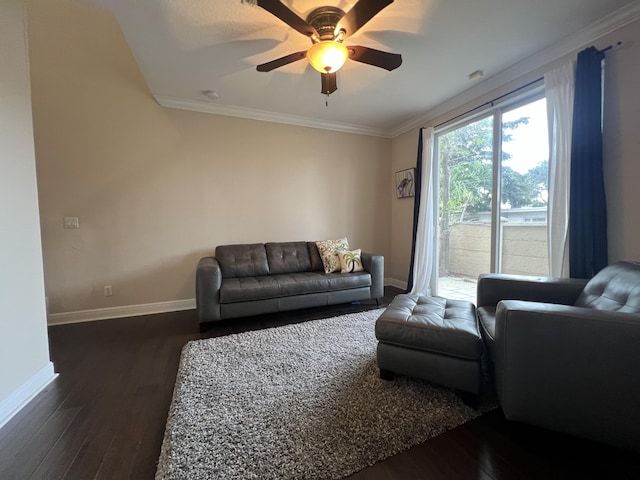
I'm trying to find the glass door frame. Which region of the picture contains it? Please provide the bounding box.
[433,87,546,277]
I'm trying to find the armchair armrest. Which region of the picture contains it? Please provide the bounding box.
[477,273,587,307]
[494,299,640,451]
[361,252,384,299]
[196,256,222,324]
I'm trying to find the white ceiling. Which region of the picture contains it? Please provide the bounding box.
[78,0,639,136]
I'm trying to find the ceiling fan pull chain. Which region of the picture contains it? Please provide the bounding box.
[326,94,329,107]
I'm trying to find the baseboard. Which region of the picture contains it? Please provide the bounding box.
[385,278,408,290]
[0,362,57,431]
[47,298,196,326]
[47,284,406,326]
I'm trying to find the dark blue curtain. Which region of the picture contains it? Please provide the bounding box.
[406,128,424,292]
[569,47,608,279]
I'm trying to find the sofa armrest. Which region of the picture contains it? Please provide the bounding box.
[476,273,587,308]
[361,252,384,299]
[196,256,222,323]
[494,299,640,450]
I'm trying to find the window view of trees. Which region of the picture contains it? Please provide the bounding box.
[439,114,548,223]
[436,97,549,281]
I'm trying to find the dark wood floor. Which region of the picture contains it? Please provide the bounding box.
[1,287,639,479]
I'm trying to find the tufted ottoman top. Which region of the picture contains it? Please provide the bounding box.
[375,294,483,360]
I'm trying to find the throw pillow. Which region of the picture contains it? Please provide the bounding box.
[316,238,349,273]
[337,249,364,273]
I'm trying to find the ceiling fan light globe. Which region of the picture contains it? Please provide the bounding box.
[307,41,348,74]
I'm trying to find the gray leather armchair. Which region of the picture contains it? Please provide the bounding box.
[476,261,640,451]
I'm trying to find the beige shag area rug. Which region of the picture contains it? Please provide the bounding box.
[156,309,493,479]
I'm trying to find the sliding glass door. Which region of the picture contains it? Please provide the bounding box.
[499,98,549,276]
[435,95,549,301]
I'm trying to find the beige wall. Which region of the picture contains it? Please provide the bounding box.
[602,21,640,263]
[388,132,417,284]
[27,0,391,316]
[27,0,640,316]
[391,19,640,285]
[0,0,52,410]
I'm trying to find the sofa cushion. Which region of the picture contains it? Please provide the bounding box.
[323,271,371,292]
[216,244,269,278]
[265,242,312,274]
[220,271,372,303]
[307,242,324,272]
[574,261,640,313]
[219,275,279,303]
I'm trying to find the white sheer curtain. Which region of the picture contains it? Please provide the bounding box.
[545,61,575,278]
[410,127,438,295]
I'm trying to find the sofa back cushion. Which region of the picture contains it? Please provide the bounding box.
[216,243,269,278]
[307,242,324,272]
[574,261,640,313]
[265,242,312,274]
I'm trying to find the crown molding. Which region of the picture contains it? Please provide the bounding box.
[390,1,640,138]
[155,96,391,138]
[154,2,640,140]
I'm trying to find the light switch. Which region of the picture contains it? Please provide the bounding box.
[64,216,79,229]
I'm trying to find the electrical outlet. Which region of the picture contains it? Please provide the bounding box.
[104,286,113,297]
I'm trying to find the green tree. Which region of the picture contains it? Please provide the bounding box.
[437,114,547,274]
[439,114,546,220]
[501,160,548,208]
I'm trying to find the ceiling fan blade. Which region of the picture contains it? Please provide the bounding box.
[348,45,402,71]
[256,51,307,72]
[335,0,393,38]
[257,0,319,39]
[321,72,337,95]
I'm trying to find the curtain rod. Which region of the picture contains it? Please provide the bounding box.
[434,40,622,129]
[600,41,623,54]
[434,77,543,129]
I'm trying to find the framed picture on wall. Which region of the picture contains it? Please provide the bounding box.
[395,168,415,198]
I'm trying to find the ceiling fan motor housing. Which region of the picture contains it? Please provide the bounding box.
[307,6,346,41]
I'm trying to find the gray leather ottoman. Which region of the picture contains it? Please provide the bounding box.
[375,294,484,405]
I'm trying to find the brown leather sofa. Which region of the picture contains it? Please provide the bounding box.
[476,261,640,451]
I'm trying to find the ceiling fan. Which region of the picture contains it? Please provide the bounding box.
[249,0,402,97]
